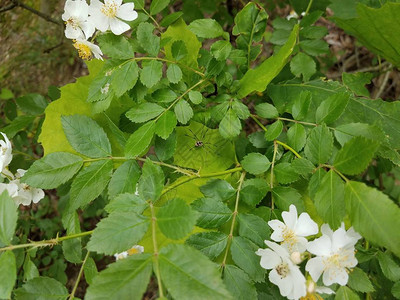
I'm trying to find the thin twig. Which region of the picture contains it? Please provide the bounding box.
[11,0,62,25]
[374,67,392,99]
[69,251,90,300]
[0,3,16,13]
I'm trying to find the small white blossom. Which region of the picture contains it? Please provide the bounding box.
[62,0,95,39]
[114,245,144,260]
[10,169,45,206]
[89,0,138,35]
[305,224,361,286]
[73,38,103,60]
[0,182,19,198]
[0,132,13,177]
[305,279,335,297]
[100,83,110,94]
[256,241,306,300]
[268,204,318,253]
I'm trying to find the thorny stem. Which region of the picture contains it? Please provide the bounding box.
[221,172,246,268]
[270,141,278,209]
[0,231,93,252]
[161,167,243,196]
[149,202,164,298]
[69,251,90,300]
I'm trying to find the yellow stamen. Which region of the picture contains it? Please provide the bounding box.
[127,247,140,255]
[101,2,118,17]
[73,40,92,60]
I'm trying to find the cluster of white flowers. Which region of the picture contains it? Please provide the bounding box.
[114,245,144,260]
[0,133,45,206]
[256,205,361,299]
[62,0,138,60]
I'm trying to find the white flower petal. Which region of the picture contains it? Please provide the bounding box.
[89,0,103,15]
[89,13,110,32]
[81,21,96,39]
[295,212,318,237]
[307,235,332,256]
[320,223,334,237]
[256,248,281,270]
[65,25,82,39]
[305,257,325,283]
[269,270,291,297]
[316,286,335,295]
[32,188,45,204]
[294,236,308,253]
[331,227,352,251]
[265,241,291,259]
[323,265,349,286]
[117,3,138,21]
[289,268,307,299]
[282,204,297,229]
[109,17,130,35]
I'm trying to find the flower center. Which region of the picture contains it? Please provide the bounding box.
[282,227,297,250]
[127,247,140,255]
[101,2,118,17]
[21,183,31,191]
[1,147,7,155]
[73,41,92,60]
[66,18,79,29]
[275,263,289,278]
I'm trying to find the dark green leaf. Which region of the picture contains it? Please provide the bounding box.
[97,33,134,59]
[140,60,163,88]
[166,64,182,83]
[290,52,316,81]
[273,163,300,184]
[211,40,232,61]
[125,122,156,158]
[174,100,193,124]
[14,277,69,300]
[188,91,203,105]
[150,0,169,15]
[377,251,400,281]
[241,153,271,175]
[0,191,18,246]
[155,131,176,161]
[0,251,16,299]
[186,232,228,259]
[347,267,374,293]
[255,103,279,119]
[137,22,160,56]
[291,91,311,120]
[138,159,164,202]
[238,213,270,246]
[155,110,177,139]
[223,265,257,300]
[272,186,305,212]
[200,179,235,201]
[171,40,187,60]
[188,19,225,39]
[287,123,306,152]
[304,125,333,164]
[191,198,232,229]
[126,103,164,123]
[265,120,283,141]
[219,109,241,139]
[105,193,148,214]
[316,92,349,125]
[108,161,141,198]
[291,158,315,177]
[111,61,139,97]
[335,286,359,300]
[16,93,47,115]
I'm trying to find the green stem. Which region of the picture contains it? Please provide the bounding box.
[321,164,349,182]
[277,117,318,128]
[304,0,314,16]
[149,202,164,298]
[275,140,301,158]
[0,231,93,252]
[161,167,243,196]
[13,150,36,160]
[69,251,90,300]
[250,114,268,131]
[221,172,246,268]
[270,141,278,210]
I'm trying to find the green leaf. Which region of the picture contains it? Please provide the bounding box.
[241,153,271,175]
[335,286,360,300]
[219,109,241,139]
[0,251,16,299]
[191,198,232,229]
[166,64,182,84]
[126,103,164,123]
[238,24,299,98]
[347,267,374,293]
[159,244,232,299]
[171,40,187,60]
[232,100,250,120]
[290,52,316,81]
[334,137,379,175]
[333,2,400,67]
[137,22,160,56]
[155,110,177,139]
[188,19,225,39]
[188,91,203,105]
[153,89,177,103]
[334,123,385,147]
[240,183,268,207]
[223,265,257,300]
[174,100,193,124]
[345,181,400,258]
[291,157,315,177]
[105,193,148,214]
[140,60,163,88]
[300,39,329,56]
[69,160,113,211]
[62,212,82,263]
[160,11,183,27]
[83,257,98,285]
[155,131,176,161]
[23,258,39,281]
[87,212,150,255]
[273,163,300,184]
[255,103,279,119]
[125,121,156,158]
[97,33,134,59]
[272,186,305,212]
[200,179,235,201]
[108,161,141,198]
[392,282,400,299]
[157,198,198,240]
[287,123,306,152]
[304,125,333,165]
[0,191,18,246]
[111,60,139,97]
[61,115,112,158]
[211,40,232,61]
[138,159,164,202]
[230,236,265,282]
[342,72,372,97]
[314,170,345,229]
[377,251,400,281]
[264,120,283,141]
[14,277,69,300]
[16,93,47,115]
[316,92,349,125]
[238,213,270,246]
[185,232,228,259]
[150,0,169,15]
[291,91,311,120]
[22,152,83,189]
[1,115,35,139]
[86,254,152,300]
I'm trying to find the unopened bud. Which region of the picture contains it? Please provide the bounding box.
[290,251,302,264]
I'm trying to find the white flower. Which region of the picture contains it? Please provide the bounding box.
[62,0,95,39]
[73,38,103,60]
[305,279,335,297]
[114,245,144,260]
[256,241,306,300]
[0,182,19,198]
[305,224,361,286]
[268,204,318,253]
[0,132,13,177]
[10,169,45,206]
[89,0,138,35]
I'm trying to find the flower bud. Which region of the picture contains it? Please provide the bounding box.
[290,251,302,264]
